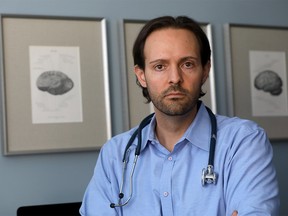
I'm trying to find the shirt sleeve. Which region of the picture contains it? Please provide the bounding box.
[224,123,279,216]
[79,143,120,216]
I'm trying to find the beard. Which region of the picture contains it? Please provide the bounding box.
[148,84,200,116]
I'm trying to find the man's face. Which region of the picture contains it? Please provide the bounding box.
[135,28,210,116]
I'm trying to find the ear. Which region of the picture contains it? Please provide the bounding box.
[201,60,211,85]
[134,65,147,88]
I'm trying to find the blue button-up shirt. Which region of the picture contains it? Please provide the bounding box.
[80,103,279,216]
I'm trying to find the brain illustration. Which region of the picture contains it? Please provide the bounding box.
[36,71,74,95]
[254,70,282,96]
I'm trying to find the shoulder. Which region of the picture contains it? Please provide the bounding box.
[214,115,274,169]
[216,114,265,136]
[215,114,271,152]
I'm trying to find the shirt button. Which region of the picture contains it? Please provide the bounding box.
[163,191,169,197]
[168,156,173,161]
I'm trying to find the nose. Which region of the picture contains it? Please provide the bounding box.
[169,65,183,84]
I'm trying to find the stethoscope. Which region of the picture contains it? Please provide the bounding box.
[110,105,217,209]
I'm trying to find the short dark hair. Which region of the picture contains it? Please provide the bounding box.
[132,16,211,103]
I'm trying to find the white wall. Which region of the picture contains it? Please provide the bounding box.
[0,1,287,215]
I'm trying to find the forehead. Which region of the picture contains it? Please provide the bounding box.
[144,28,200,59]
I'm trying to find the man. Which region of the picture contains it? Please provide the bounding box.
[80,16,279,215]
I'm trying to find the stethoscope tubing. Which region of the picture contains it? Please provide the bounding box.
[206,106,217,166]
[111,104,217,208]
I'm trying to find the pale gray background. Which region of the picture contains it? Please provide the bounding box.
[0,1,287,215]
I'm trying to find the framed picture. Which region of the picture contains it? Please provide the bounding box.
[225,24,288,140]
[121,19,217,129]
[0,14,111,155]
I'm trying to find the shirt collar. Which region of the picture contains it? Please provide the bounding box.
[139,102,212,152]
[185,103,211,151]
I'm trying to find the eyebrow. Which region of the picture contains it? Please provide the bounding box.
[148,56,199,65]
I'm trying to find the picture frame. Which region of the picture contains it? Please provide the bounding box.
[0,14,111,155]
[224,24,288,140]
[121,19,217,129]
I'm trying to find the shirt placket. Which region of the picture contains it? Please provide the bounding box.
[160,155,175,216]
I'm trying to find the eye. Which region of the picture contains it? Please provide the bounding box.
[182,61,195,69]
[154,64,165,71]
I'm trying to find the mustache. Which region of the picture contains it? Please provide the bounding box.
[162,84,189,95]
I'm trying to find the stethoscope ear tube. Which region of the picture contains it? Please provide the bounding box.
[206,106,217,166]
[122,113,154,161]
[111,113,154,208]
[202,106,217,186]
[135,113,155,155]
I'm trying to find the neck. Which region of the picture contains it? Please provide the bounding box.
[154,108,198,152]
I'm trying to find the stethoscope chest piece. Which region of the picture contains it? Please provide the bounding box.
[201,165,217,186]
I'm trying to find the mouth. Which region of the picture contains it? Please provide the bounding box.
[165,91,186,98]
